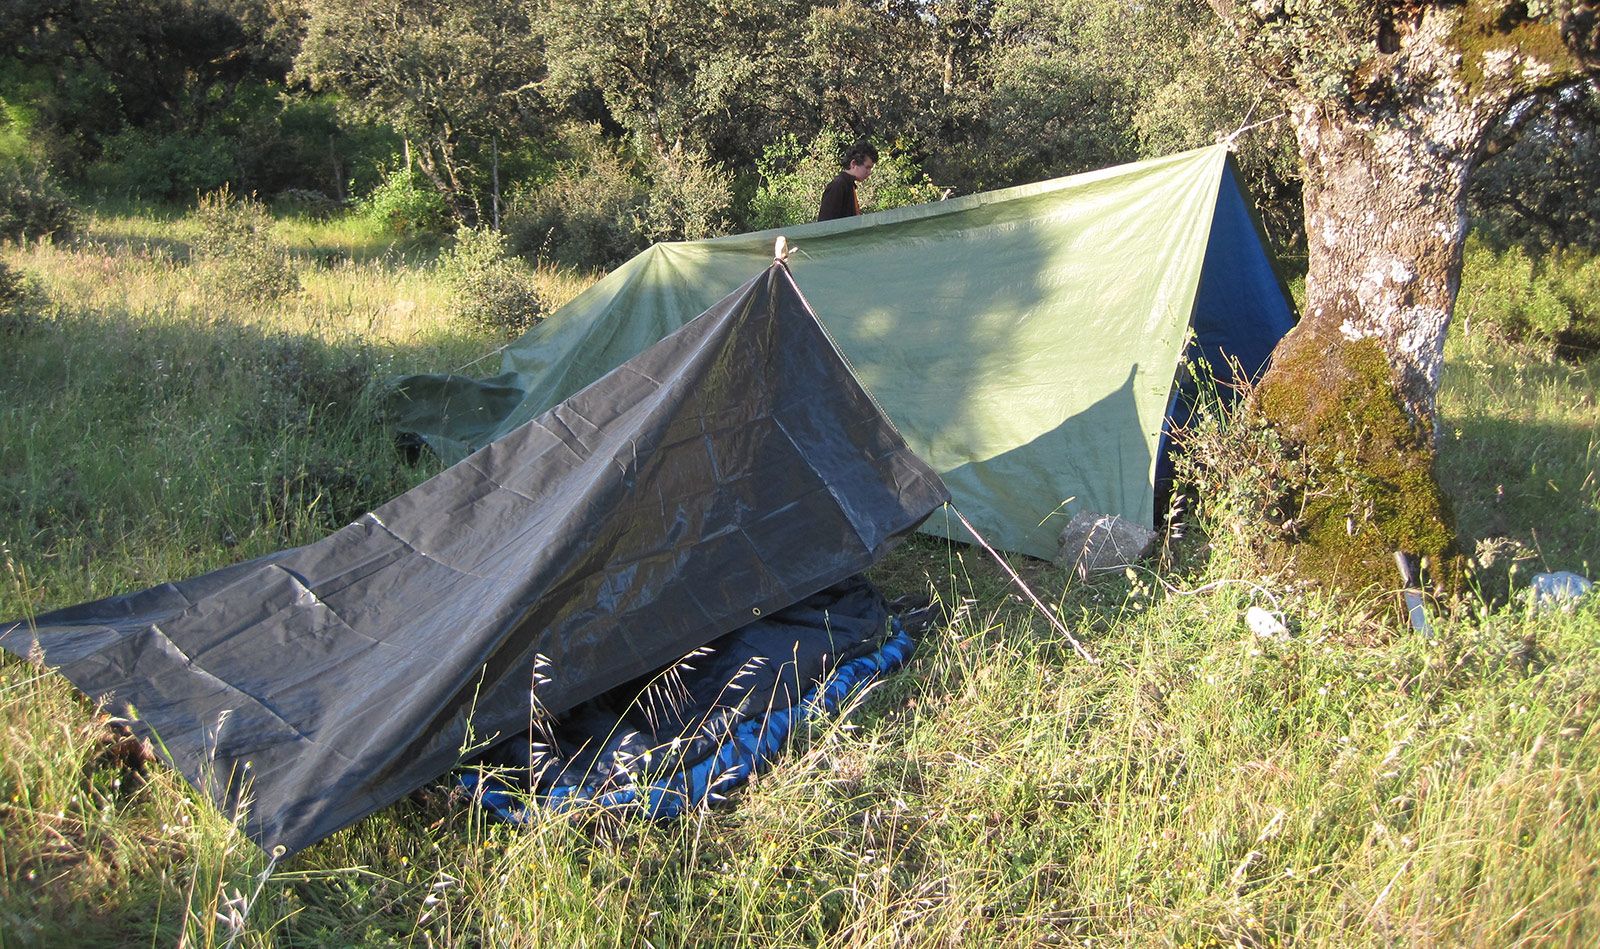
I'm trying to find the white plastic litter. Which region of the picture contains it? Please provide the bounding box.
[1530,571,1593,611]
[1246,606,1290,640]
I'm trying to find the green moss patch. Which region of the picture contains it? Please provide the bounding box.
[1255,329,1460,601]
[1453,2,1583,99]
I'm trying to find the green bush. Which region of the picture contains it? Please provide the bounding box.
[360,167,451,237]
[748,131,942,231]
[860,150,944,213]
[86,126,235,200]
[504,124,647,270]
[0,258,34,334]
[438,226,545,337]
[1544,246,1600,355]
[747,132,839,230]
[1457,235,1600,358]
[188,186,298,303]
[638,148,733,244]
[1168,369,1304,561]
[0,160,80,242]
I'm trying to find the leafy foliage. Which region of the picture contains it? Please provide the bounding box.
[0,257,37,335]
[360,167,452,237]
[86,126,238,200]
[1457,235,1600,358]
[536,0,807,167]
[0,159,79,242]
[1171,373,1308,563]
[748,133,847,230]
[0,0,302,177]
[188,187,297,303]
[294,0,543,221]
[860,151,944,213]
[801,1,985,163]
[0,0,1589,282]
[1472,81,1600,252]
[637,149,735,244]
[503,125,648,270]
[438,226,546,337]
[749,131,942,230]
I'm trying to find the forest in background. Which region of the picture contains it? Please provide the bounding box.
[5,0,1600,275]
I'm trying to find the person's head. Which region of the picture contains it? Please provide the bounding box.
[842,142,878,182]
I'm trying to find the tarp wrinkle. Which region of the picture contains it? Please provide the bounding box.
[2,262,948,857]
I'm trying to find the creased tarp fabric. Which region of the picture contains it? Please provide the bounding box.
[0,265,950,857]
[390,145,1294,559]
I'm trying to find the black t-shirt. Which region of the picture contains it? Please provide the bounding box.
[817,171,859,221]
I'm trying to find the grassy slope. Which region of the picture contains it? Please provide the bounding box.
[1,212,1598,946]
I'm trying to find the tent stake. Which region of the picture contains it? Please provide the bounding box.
[946,504,1097,664]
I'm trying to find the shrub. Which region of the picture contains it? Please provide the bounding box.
[87,126,235,200]
[188,186,298,303]
[438,226,545,337]
[638,148,733,244]
[859,150,943,213]
[1170,371,1302,561]
[0,258,34,334]
[747,131,846,230]
[1457,235,1600,358]
[360,167,451,237]
[748,131,942,231]
[0,160,80,243]
[504,124,647,270]
[1544,246,1600,356]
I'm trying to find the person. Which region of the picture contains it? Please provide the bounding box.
[817,143,878,221]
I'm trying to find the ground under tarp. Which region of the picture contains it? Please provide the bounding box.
[466,575,913,820]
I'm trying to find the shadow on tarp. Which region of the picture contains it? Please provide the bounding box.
[931,366,1152,557]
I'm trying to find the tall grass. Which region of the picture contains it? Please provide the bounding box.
[1439,329,1599,586]
[1,212,1597,945]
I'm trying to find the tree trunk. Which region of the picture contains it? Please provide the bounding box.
[1202,1,1600,603]
[1286,102,1484,431]
[1247,98,1494,597]
[1249,21,1511,598]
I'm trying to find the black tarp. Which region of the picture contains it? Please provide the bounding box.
[0,263,950,857]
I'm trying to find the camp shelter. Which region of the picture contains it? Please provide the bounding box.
[392,145,1296,561]
[0,264,949,857]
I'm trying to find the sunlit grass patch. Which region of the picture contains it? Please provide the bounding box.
[1,206,1598,945]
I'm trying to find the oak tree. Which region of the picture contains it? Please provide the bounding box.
[1207,0,1600,593]
[294,0,543,219]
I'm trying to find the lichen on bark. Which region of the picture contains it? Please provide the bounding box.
[1453,2,1588,97]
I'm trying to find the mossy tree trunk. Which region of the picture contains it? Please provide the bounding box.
[1206,1,1600,595]
[1289,103,1480,430]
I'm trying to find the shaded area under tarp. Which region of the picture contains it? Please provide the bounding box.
[390,146,1295,559]
[468,574,901,818]
[0,264,949,857]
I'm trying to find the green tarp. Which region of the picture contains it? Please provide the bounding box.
[392,145,1293,560]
